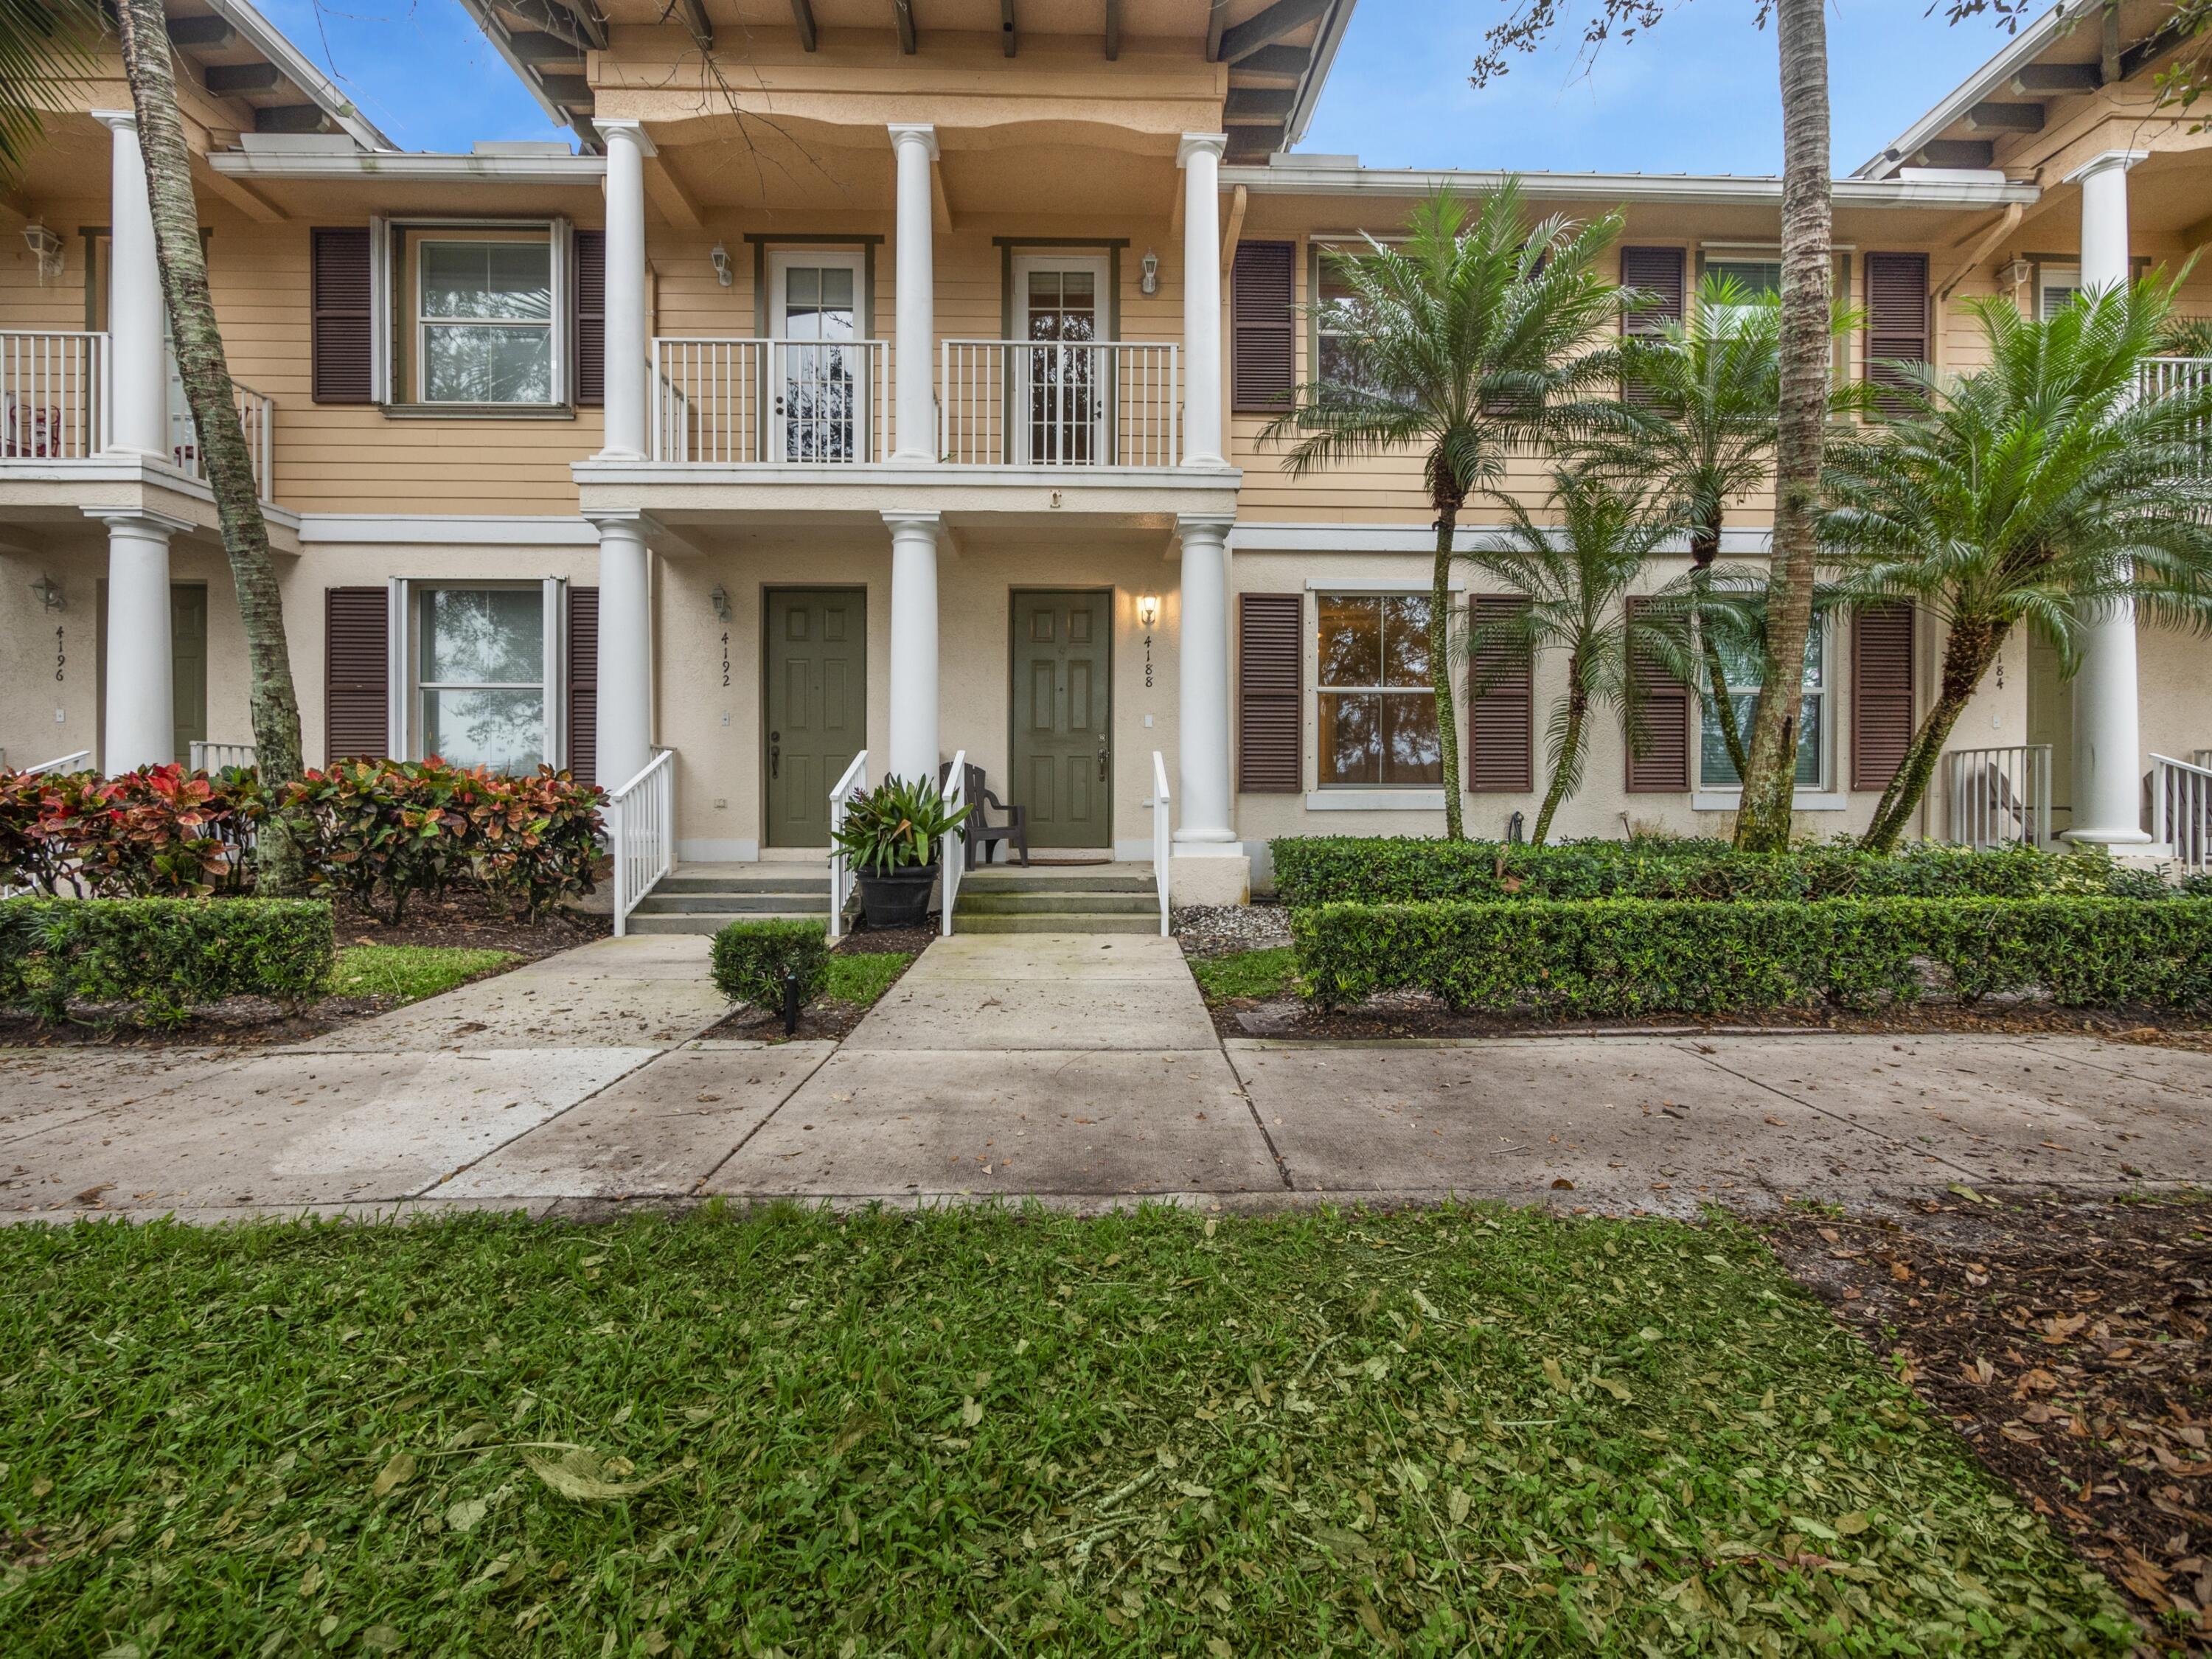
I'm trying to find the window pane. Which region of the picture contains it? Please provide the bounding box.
[424,324,552,403]
[421,241,550,321]
[422,688,544,774]
[422,588,543,684]
[1317,595,1380,687]
[1380,597,1432,687]
[1380,692,1441,784]
[1318,692,1380,785]
[1700,692,1820,787]
[1707,260,1781,298]
[1794,694,1822,786]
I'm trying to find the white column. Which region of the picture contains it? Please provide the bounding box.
[88,509,186,773]
[1177,133,1228,470]
[884,510,940,782]
[2062,149,2152,850]
[594,119,655,461]
[1175,513,1237,848]
[888,124,939,464]
[93,110,167,461]
[589,511,653,790]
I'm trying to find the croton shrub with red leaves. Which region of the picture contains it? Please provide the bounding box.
[0,764,265,898]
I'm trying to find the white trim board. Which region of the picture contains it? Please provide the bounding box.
[298,514,600,546]
[1306,790,1447,812]
[1231,524,1773,554]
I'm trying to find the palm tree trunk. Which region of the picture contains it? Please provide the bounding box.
[114,0,307,891]
[1430,494,1464,841]
[1689,517,1749,781]
[1734,0,1832,854]
[1531,683,1586,846]
[1860,616,2000,854]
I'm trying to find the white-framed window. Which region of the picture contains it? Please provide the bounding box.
[371,217,571,408]
[2037,264,2081,321]
[412,584,552,773]
[1697,621,1827,791]
[1315,592,1441,787]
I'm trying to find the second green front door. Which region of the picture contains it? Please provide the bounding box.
[764,588,866,846]
[1010,590,1112,848]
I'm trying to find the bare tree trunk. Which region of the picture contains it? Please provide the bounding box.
[1860,616,2000,854]
[1430,493,1465,841]
[114,0,306,891]
[1531,678,1587,846]
[1734,0,1832,854]
[1690,515,1749,781]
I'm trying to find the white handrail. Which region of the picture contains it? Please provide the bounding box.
[25,749,91,776]
[1,331,106,459]
[940,750,967,939]
[1151,750,1172,936]
[607,746,675,938]
[939,338,1180,467]
[827,748,869,942]
[2152,752,2212,871]
[651,337,888,464]
[1943,742,2051,848]
[190,740,257,771]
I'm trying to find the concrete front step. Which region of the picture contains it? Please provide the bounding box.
[952,911,1162,935]
[657,872,830,895]
[625,911,823,936]
[633,891,827,915]
[956,891,1158,916]
[959,872,1155,894]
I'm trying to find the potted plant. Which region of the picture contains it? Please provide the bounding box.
[832,774,973,929]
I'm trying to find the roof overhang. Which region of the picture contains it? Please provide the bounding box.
[209,149,604,182]
[196,0,395,150]
[1222,161,2044,209]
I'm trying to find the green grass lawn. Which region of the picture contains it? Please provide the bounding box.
[0,1206,2124,1656]
[331,945,520,1006]
[1189,945,1298,1003]
[824,951,913,1008]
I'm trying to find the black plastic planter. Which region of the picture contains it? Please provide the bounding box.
[857,863,937,929]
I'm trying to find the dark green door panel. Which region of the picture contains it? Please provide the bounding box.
[765,588,866,847]
[1009,590,1112,848]
[170,584,207,766]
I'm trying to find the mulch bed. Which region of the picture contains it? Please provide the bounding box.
[327,886,611,960]
[1764,1195,2212,1654]
[700,926,930,1044]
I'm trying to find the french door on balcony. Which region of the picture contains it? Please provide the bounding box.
[768,253,866,463]
[1014,256,1108,466]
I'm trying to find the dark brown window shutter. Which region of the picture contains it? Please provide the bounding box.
[1851,602,1916,791]
[1237,592,1302,792]
[310,227,373,405]
[567,585,599,789]
[1625,597,1691,793]
[324,586,388,762]
[574,230,605,408]
[1619,246,1686,335]
[1864,251,1930,417]
[1467,595,1532,792]
[1231,241,1295,413]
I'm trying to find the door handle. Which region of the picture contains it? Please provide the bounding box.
[1097,745,1109,782]
[770,730,780,779]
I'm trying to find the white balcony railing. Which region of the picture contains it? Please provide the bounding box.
[190,740,257,771]
[1944,742,2052,848]
[1151,749,1172,937]
[608,746,675,937]
[940,749,967,939]
[940,339,1180,467]
[2140,355,2212,407]
[651,337,889,465]
[1,331,106,459]
[2152,753,2212,872]
[827,748,869,943]
[169,368,276,504]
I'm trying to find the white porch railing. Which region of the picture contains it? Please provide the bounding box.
[827,748,869,942]
[1151,749,1172,936]
[1,331,106,459]
[1944,742,2052,848]
[168,369,276,503]
[651,337,889,465]
[2141,355,2212,411]
[24,749,91,776]
[940,749,967,939]
[939,339,1180,467]
[190,740,257,771]
[608,746,675,937]
[2152,753,2212,872]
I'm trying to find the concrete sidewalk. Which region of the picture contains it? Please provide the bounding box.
[4,930,2211,1221]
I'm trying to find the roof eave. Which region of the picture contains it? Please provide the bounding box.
[202,0,396,151]
[1851,0,2080,178]
[1221,164,2042,209]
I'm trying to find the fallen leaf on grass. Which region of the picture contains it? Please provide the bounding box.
[370,1452,416,1498]
[524,1448,679,1502]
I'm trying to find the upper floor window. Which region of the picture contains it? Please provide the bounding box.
[418,239,554,404]
[1317,593,1440,787]
[1698,623,1826,791]
[1701,257,1781,329]
[2037,264,2080,321]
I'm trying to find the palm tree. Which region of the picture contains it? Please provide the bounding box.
[1462,470,1688,844]
[1821,282,2212,853]
[1260,184,1627,841]
[0,0,96,181]
[113,0,307,887]
[1576,273,1869,780]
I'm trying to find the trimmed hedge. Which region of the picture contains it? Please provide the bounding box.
[0,897,335,1026]
[710,919,830,1009]
[1292,897,2212,1017]
[1271,835,2170,908]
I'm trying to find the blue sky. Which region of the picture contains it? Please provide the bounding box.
[262,0,2024,175]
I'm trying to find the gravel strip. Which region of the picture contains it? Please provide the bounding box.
[1175,902,1293,957]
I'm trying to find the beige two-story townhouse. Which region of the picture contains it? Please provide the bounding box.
[2,0,2208,929]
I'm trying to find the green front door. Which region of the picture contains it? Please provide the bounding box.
[765,588,866,846]
[2026,630,2074,832]
[1009,590,1112,848]
[170,583,206,765]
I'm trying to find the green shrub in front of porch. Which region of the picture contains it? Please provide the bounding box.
[710,919,830,1010]
[0,897,335,1026]
[1270,834,2168,909]
[1292,895,2212,1017]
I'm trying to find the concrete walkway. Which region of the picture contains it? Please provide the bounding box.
[4,931,2212,1221]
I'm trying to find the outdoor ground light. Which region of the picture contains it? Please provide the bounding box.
[1136,593,1159,627]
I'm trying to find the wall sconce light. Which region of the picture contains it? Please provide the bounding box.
[709,243,734,288]
[709,584,731,622]
[1995,257,2031,289]
[22,220,61,285]
[1136,593,1159,628]
[1139,249,1159,296]
[29,574,64,613]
